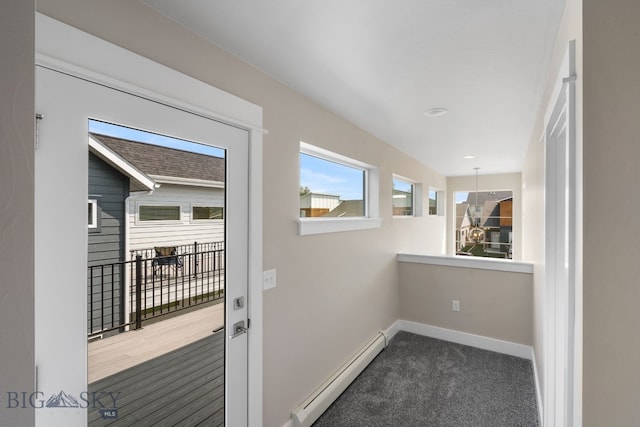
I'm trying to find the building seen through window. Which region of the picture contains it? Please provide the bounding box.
[455,190,513,259]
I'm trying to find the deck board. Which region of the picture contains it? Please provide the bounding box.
[89,331,224,426]
[89,302,224,383]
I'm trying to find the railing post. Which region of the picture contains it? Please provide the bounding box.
[135,255,143,330]
[193,241,198,279]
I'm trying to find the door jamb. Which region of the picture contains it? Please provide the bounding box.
[543,39,579,427]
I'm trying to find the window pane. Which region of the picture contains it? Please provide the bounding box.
[429,190,438,215]
[88,200,98,228]
[392,178,413,216]
[454,190,513,259]
[193,206,224,220]
[300,153,365,217]
[88,202,94,225]
[139,205,180,221]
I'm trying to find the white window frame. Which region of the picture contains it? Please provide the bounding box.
[190,202,225,223]
[392,174,423,218]
[88,199,98,229]
[429,188,444,216]
[298,141,381,235]
[453,189,513,259]
[136,202,182,224]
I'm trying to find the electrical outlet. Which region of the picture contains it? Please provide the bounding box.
[452,299,460,312]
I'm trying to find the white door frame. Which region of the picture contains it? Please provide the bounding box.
[543,39,578,427]
[35,13,264,426]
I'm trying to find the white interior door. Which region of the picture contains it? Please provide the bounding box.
[35,65,249,426]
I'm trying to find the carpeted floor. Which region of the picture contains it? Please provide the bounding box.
[313,331,539,427]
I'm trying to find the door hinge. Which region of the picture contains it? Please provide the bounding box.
[35,113,44,150]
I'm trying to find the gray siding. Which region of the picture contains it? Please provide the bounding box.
[88,152,129,335]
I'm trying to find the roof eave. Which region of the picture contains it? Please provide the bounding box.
[149,175,225,188]
[88,136,156,191]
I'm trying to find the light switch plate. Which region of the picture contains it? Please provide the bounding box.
[263,269,277,290]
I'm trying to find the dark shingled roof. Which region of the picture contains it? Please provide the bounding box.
[465,191,512,205]
[90,133,225,183]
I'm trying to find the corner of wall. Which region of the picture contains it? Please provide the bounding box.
[0,2,36,426]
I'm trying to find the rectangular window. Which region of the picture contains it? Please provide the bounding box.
[88,199,98,229]
[299,142,381,235]
[299,153,365,218]
[454,190,513,259]
[392,178,414,216]
[429,190,438,215]
[193,206,224,220]
[139,205,180,221]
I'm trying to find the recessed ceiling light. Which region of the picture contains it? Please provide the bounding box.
[424,107,448,117]
[463,155,476,159]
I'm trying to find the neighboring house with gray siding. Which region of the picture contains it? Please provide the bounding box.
[87,140,154,337]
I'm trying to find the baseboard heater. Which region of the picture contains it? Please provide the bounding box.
[291,331,388,427]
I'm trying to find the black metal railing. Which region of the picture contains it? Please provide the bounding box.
[87,241,225,338]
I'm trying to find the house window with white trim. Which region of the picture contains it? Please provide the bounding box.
[139,205,181,221]
[193,206,224,220]
[429,190,438,215]
[299,142,380,235]
[392,178,414,216]
[88,199,98,229]
[454,190,513,258]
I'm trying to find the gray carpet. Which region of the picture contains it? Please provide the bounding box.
[313,331,539,427]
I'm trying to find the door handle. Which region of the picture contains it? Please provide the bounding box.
[230,320,247,339]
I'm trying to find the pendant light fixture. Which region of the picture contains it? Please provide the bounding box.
[469,167,485,244]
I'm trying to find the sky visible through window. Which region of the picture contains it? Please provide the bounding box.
[455,192,469,203]
[89,119,225,158]
[392,178,412,193]
[300,153,364,200]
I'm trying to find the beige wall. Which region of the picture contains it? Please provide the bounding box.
[35,1,445,426]
[399,262,533,345]
[446,173,522,260]
[521,0,582,416]
[0,1,35,426]
[583,0,640,425]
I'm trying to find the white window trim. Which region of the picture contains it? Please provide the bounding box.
[190,202,224,223]
[429,188,445,216]
[299,142,381,235]
[392,174,422,218]
[88,199,98,229]
[136,202,183,225]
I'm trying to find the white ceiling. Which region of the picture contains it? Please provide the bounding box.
[144,0,566,177]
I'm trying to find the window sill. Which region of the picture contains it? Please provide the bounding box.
[397,253,533,274]
[298,217,382,236]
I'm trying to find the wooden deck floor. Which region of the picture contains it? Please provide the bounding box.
[88,303,225,426]
[89,302,224,383]
[89,331,224,426]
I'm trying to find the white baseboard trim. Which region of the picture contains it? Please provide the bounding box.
[381,320,401,344]
[398,320,533,360]
[285,320,538,427]
[531,350,544,426]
